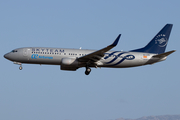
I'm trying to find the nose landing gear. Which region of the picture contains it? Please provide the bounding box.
[13,62,23,70]
[19,65,23,70]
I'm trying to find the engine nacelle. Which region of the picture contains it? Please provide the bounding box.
[60,58,79,71]
[61,57,78,66]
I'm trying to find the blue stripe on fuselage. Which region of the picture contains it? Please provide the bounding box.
[105,52,128,64]
[104,51,135,66]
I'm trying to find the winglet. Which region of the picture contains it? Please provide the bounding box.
[110,34,121,46]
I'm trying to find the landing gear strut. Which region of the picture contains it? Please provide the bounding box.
[13,62,23,70]
[85,66,91,75]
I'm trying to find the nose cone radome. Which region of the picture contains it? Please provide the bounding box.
[4,53,8,59]
[4,53,11,60]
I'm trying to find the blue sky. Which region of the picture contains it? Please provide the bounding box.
[0,0,180,120]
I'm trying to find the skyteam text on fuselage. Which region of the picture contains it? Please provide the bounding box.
[4,24,175,75]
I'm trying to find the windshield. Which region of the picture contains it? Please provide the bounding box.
[11,50,18,53]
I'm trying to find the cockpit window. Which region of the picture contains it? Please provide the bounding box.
[11,50,18,53]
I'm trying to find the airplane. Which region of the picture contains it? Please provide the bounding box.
[4,24,175,75]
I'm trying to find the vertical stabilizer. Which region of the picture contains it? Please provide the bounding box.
[131,24,173,54]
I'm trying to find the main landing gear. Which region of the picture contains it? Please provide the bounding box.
[85,66,91,75]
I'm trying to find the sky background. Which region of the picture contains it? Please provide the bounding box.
[0,0,180,120]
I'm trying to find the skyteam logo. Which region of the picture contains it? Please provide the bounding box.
[31,54,53,59]
[155,34,168,47]
[104,52,135,66]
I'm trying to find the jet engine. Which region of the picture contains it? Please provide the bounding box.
[60,58,79,71]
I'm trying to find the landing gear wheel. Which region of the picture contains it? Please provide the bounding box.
[19,66,22,70]
[85,67,91,75]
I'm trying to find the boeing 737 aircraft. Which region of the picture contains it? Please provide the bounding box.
[4,24,175,75]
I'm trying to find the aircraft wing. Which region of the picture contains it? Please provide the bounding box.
[78,34,121,62]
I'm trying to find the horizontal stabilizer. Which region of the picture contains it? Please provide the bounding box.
[153,50,176,58]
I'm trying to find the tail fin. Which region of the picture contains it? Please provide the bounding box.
[131,24,173,54]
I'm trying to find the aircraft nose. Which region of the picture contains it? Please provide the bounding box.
[4,53,10,60]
